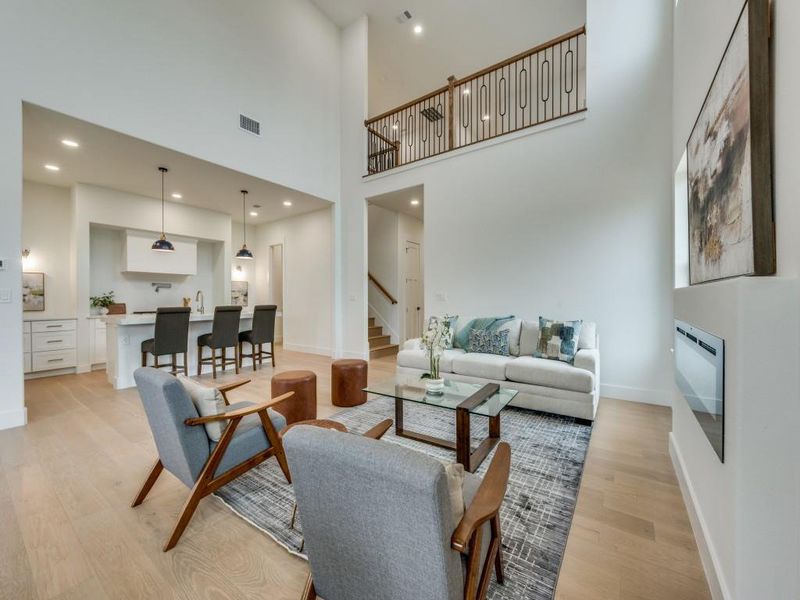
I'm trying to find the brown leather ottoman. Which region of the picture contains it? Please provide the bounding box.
[271,370,317,425]
[331,359,368,407]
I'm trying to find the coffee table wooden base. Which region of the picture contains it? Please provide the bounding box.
[394,383,502,473]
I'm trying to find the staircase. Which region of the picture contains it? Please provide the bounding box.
[368,316,399,359]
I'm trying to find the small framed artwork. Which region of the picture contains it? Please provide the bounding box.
[687,0,774,285]
[231,281,249,306]
[22,272,45,311]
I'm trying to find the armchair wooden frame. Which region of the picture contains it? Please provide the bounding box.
[131,379,295,552]
[301,439,510,600]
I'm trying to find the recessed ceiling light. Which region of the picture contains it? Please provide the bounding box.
[410,199,420,206]
[61,139,79,148]
[171,193,182,199]
[44,164,60,171]
[413,24,423,34]
[283,200,293,207]
[249,211,258,217]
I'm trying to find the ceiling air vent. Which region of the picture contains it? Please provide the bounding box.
[239,114,261,136]
[420,107,444,122]
[395,10,412,24]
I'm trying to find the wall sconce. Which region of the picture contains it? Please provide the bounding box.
[22,248,32,269]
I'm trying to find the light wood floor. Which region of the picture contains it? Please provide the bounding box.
[0,347,710,600]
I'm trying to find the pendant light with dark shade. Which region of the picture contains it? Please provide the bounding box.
[152,167,175,252]
[235,189,254,259]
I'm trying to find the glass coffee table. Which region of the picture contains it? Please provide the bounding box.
[364,375,517,472]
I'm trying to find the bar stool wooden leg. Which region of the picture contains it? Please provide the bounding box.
[154,355,159,369]
[211,348,217,378]
[271,342,275,367]
[171,353,177,375]
[183,352,188,376]
[197,346,203,376]
[141,352,147,367]
[234,345,240,374]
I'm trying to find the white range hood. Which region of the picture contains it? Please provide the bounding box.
[121,229,198,275]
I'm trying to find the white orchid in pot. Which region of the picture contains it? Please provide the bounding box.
[420,316,455,394]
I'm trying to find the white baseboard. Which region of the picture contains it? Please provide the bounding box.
[282,343,332,357]
[600,383,671,407]
[0,407,27,430]
[669,433,729,600]
[333,349,370,360]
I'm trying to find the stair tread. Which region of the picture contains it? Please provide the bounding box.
[370,343,398,351]
[368,335,390,340]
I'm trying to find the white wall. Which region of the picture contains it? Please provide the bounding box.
[254,207,333,355]
[22,181,75,319]
[345,0,675,404]
[90,226,219,312]
[670,2,800,598]
[0,0,341,429]
[367,204,399,339]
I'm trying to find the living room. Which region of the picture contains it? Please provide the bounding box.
[1,1,799,599]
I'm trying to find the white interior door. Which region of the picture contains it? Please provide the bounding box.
[404,241,422,340]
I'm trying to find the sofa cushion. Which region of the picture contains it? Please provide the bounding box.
[177,375,226,441]
[578,321,597,349]
[519,320,540,356]
[496,318,521,356]
[451,353,513,381]
[453,315,515,350]
[396,346,465,373]
[505,356,594,393]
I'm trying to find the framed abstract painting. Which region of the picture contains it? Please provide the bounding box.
[22,272,45,311]
[687,0,774,285]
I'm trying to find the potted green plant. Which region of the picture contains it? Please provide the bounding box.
[90,291,115,315]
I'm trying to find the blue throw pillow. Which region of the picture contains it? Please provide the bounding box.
[467,329,510,356]
[534,317,583,364]
[453,315,514,349]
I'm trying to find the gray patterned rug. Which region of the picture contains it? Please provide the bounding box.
[214,396,591,600]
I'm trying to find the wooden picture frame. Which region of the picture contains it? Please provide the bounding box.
[22,272,45,312]
[686,0,774,285]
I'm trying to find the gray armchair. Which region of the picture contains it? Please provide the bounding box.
[131,367,293,551]
[283,425,511,600]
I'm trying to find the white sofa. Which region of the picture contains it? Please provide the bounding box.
[396,317,599,421]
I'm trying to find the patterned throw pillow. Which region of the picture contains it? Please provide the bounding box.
[534,317,583,364]
[427,315,458,348]
[467,329,510,356]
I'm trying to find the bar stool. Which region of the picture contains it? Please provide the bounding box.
[140,307,191,375]
[197,305,242,378]
[238,304,277,370]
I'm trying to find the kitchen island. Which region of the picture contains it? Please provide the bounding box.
[105,311,254,389]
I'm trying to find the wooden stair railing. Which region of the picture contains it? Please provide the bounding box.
[368,272,398,305]
[364,25,587,175]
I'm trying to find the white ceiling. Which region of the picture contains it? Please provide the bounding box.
[311,0,586,115]
[22,104,331,224]
[368,184,423,221]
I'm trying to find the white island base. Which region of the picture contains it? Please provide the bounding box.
[105,312,254,390]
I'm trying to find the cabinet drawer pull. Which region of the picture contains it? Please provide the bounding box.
[46,324,63,328]
[47,358,64,363]
[46,340,63,344]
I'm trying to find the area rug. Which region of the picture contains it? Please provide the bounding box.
[214,396,591,600]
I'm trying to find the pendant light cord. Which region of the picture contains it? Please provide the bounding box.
[241,190,248,245]
[161,170,165,235]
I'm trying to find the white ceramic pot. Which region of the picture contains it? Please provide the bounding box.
[99,307,109,315]
[425,378,445,394]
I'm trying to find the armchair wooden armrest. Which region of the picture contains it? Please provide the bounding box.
[451,442,511,553]
[184,391,295,426]
[216,378,252,405]
[362,419,393,440]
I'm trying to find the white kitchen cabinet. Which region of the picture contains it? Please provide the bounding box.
[24,318,78,376]
[90,318,107,366]
[122,229,197,275]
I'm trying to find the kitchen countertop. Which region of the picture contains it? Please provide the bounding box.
[106,311,255,326]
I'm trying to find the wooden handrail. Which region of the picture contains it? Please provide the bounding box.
[368,272,398,305]
[365,83,450,125]
[453,25,586,86]
[365,126,398,148]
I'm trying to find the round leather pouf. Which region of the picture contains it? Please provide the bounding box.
[270,370,317,425]
[331,359,368,407]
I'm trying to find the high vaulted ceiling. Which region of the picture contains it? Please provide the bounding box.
[311,0,586,115]
[23,104,331,225]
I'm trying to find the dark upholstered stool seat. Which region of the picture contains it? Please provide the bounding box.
[197,305,242,378]
[331,359,368,407]
[238,305,277,370]
[271,370,317,425]
[141,307,191,375]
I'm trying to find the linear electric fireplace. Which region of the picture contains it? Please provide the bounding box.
[674,319,725,461]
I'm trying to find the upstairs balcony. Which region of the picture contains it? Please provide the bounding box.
[365,26,586,175]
